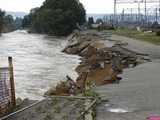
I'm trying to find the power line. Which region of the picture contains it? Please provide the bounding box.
[116,0,159,4]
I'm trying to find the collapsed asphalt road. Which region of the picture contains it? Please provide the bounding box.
[47,30,148,96]
[96,33,160,120]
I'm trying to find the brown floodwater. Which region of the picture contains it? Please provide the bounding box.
[0,30,80,100]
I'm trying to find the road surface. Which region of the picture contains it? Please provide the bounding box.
[96,34,160,120]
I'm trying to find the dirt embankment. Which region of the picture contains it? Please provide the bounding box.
[46,31,149,96]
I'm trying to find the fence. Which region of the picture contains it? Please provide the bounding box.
[0,57,15,117]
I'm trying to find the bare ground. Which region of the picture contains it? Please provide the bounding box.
[2,97,95,120]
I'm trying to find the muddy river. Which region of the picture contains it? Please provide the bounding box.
[0,30,80,100]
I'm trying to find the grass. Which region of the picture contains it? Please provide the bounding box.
[105,28,160,45]
[82,80,99,98]
[83,89,99,98]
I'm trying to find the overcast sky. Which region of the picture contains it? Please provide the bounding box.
[0,0,157,13]
[0,0,116,13]
[80,0,114,13]
[0,0,43,13]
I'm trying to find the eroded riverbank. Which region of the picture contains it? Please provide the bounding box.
[1,30,157,120]
[46,30,149,97]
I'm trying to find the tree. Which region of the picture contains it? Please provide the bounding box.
[0,9,24,34]
[22,15,32,28]
[151,21,160,30]
[0,9,5,34]
[26,0,86,36]
[14,17,23,29]
[96,18,103,24]
[3,15,15,32]
[88,17,94,25]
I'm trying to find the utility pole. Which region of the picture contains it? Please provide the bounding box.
[131,8,133,22]
[138,1,141,23]
[159,0,160,19]
[121,8,124,22]
[144,0,147,24]
[156,8,158,22]
[114,0,117,25]
[159,0,160,16]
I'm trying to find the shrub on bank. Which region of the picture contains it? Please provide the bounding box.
[156,30,160,36]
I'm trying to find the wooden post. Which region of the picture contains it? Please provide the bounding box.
[8,57,16,107]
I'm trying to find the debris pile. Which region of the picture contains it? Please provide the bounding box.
[45,76,80,96]
[47,31,149,96]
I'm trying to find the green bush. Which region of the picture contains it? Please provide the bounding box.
[156,30,160,36]
[83,89,99,97]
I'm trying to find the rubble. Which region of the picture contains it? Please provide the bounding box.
[48,31,150,96]
[45,76,79,96]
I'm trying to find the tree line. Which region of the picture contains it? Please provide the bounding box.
[22,0,86,36]
[0,9,23,35]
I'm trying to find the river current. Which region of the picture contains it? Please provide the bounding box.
[0,30,80,100]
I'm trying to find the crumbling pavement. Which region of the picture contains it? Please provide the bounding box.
[47,31,150,96]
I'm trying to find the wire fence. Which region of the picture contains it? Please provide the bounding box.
[0,57,15,117]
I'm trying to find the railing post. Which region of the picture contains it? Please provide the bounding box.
[8,57,16,107]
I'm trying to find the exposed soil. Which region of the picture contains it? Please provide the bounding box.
[48,30,149,96]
